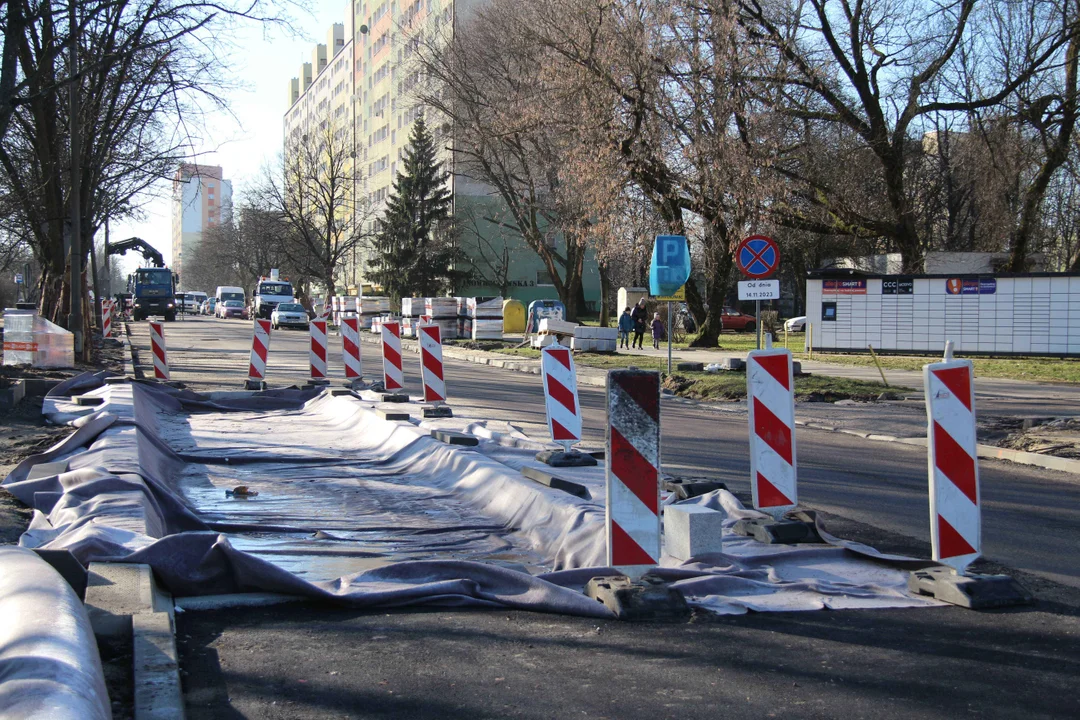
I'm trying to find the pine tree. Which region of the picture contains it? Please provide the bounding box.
[370,116,462,300]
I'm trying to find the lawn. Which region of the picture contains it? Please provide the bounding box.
[664,372,907,402]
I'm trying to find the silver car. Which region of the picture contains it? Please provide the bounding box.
[271,302,310,330]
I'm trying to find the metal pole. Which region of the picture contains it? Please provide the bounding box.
[67,0,83,354]
[666,300,672,375]
[755,299,761,350]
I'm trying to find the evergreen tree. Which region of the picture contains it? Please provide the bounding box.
[370,116,462,300]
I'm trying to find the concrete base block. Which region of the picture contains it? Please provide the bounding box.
[85,562,172,645]
[535,449,598,468]
[676,361,704,372]
[27,460,69,481]
[520,466,589,499]
[732,517,823,545]
[664,505,725,561]
[720,358,745,371]
[305,378,331,387]
[328,388,356,397]
[380,392,409,403]
[344,378,368,390]
[908,567,1033,609]
[584,575,691,622]
[133,612,184,720]
[103,376,129,386]
[422,404,454,418]
[73,395,104,406]
[24,377,62,395]
[663,478,729,501]
[431,429,478,446]
[244,379,267,391]
[377,408,411,421]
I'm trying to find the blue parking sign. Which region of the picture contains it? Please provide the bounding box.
[649,235,691,297]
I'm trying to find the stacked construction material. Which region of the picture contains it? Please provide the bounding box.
[531,317,577,348]
[423,296,459,339]
[359,296,391,331]
[571,325,618,352]
[401,316,415,338]
[468,296,504,340]
[400,297,425,318]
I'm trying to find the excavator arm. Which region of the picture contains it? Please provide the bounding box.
[105,237,165,267]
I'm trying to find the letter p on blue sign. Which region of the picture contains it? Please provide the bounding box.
[649,235,690,297]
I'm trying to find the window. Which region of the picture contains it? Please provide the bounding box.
[536,270,554,287]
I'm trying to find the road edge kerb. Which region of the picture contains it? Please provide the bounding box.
[354,333,1080,479]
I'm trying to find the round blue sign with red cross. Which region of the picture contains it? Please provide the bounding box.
[736,235,780,279]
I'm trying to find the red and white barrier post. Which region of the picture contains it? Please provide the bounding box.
[923,341,981,571]
[537,341,595,466]
[606,368,661,574]
[746,336,798,519]
[380,320,405,395]
[341,316,362,383]
[418,322,452,417]
[149,321,170,380]
[101,300,113,338]
[908,341,1030,607]
[246,318,272,390]
[309,318,328,383]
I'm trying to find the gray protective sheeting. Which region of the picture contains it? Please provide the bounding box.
[4,374,942,618]
[0,547,111,720]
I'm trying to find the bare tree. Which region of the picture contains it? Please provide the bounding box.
[256,121,372,297]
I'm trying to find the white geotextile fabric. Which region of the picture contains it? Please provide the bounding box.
[0,547,111,720]
[3,374,944,616]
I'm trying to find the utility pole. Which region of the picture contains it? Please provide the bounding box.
[67,0,83,354]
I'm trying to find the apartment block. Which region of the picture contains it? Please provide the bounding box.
[171,164,232,286]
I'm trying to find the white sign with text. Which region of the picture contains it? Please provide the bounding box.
[738,279,780,300]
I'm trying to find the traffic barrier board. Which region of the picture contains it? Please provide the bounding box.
[418,323,447,403]
[924,348,981,572]
[606,369,661,572]
[747,342,797,518]
[102,300,113,338]
[149,321,169,380]
[736,235,780,279]
[341,316,362,379]
[309,319,328,379]
[381,321,404,391]
[540,341,582,451]
[248,319,272,383]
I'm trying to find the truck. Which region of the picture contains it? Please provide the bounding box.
[252,270,295,319]
[129,267,178,321]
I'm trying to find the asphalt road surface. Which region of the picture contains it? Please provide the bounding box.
[134,316,1080,589]
[128,316,1080,719]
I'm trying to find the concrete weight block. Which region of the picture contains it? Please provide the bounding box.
[664,504,725,561]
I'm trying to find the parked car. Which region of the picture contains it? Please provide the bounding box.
[200,298,216,315]
[271,302,310,330]
[218,299,248,319]
[720,307,756,332]
[784,315,807,333]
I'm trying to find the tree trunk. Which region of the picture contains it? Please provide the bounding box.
[598,260,612,327]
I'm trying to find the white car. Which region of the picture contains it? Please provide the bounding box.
[271,302,310,330]
[784,316,807,332]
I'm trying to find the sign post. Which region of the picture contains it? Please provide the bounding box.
[649,236,691,375]
[735,235,781,349]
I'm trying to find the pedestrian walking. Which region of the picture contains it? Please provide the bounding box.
[651,312,664,350]
[617,307,634,349]
[631,298,648,349]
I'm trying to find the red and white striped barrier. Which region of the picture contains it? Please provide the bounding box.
[309,319,328,380]
[747,338,797,519]
[418,323,447,403]
[540,341,582,450]
[247,318,272,386]
[341,316,362,379]
[149,321,169,380]
[606,368,661,572]
[380,321,404,391]
[924,342,981,572]
[101,300,113,338]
